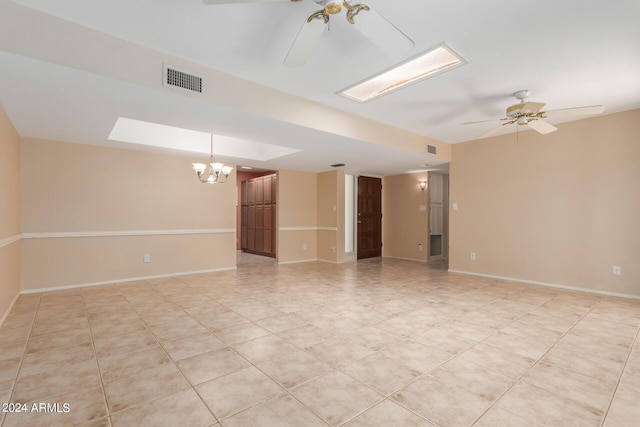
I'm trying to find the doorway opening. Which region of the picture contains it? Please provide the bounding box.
[428,172,449,262]
[344,174,356,262]
[238,169,277,263]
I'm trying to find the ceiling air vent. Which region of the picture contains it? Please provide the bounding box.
[163,64,203,94]
[426,144,437,155]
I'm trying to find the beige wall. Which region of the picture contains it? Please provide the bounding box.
[316,170,345,263]
[450,109,640,296]
[277,170,318,263]
[0,105,21,324]
[20,138,236,291]
[382,172,430,262]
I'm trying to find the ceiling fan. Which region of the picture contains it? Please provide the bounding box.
[202,0,414,66]
[461,90,604,139]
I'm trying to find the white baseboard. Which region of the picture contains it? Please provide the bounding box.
[277,258,319,265]
[383,256,428,263]
[0,292,21,328]
[448,269,640,300]
[20,267,237,295]
[317,258,341,264]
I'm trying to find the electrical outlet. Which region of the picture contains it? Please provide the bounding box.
[613,265,621,276]
[470,252,477,261]
[302,243,307,251]
[418,243,423,251]
[143,254,151,263]
[330,246,336,253]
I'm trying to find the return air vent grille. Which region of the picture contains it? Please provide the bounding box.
[426,144,437,155]
[163,64,203,94]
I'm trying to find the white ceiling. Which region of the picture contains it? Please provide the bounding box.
[1,0,639,175]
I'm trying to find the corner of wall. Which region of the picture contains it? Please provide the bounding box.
[0,105,21,324]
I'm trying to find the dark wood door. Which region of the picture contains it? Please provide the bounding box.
[357,176,382,259]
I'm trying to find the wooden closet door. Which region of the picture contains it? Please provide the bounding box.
[255,205,264,252]
[263,205,273,254]
[263,176,272,204]
[241,206,248,250]
[241,180,248,206]
[247,205,256,251]
[247,179,256,206]
[255,177,264,205]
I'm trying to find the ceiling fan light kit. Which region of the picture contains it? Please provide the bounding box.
[462,90,604,139]
[203,0,414,67]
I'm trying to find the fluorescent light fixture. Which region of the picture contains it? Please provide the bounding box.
[339,43,466,103]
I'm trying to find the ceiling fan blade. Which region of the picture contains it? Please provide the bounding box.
[477,122,514,139]
[527,119,557,134]
[202,0,290,4]
[541,105,604,119]
[461,118,506,125]
[349,7,414,57]
[283,16,327,67]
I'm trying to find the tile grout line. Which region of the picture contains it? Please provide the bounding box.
[115,281,223,426]
[308,283,533,425]
[179,285,314,426]
[598,322,640,427]
[469,299,601,426]
[215,319,336,426]
[369,288,552,426]
[81,290,113,426]
[186,303,409,425]
[2,293,42,427]
[125,278,328,425]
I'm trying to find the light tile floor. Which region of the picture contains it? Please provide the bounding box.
[1,254,639,426]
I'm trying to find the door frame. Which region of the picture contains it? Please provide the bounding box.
[427,172,449,262]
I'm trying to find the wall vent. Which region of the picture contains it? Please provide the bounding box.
[426,144,437,155]
[163,64,203,94]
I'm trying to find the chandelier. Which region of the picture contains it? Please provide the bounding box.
[192,134,233,184]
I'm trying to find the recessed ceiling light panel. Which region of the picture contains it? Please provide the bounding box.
[338,43,466,103]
